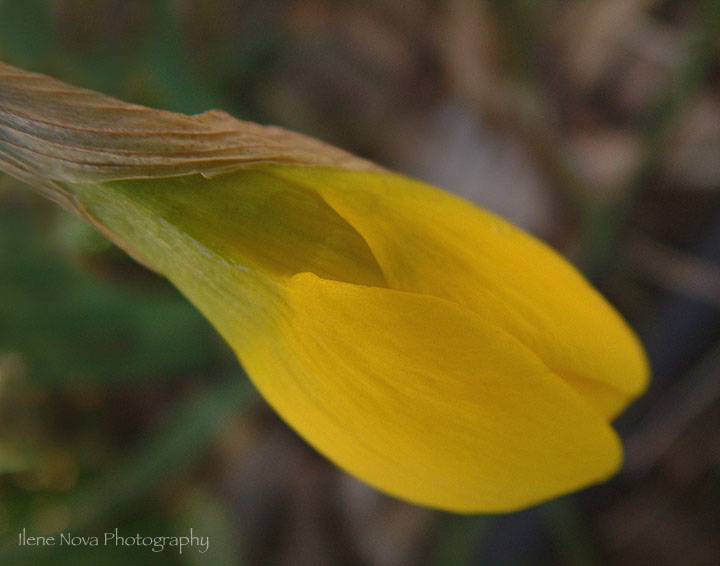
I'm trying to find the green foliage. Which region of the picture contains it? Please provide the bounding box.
[0,202,229,385]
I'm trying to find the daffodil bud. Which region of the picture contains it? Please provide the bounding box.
[0,62,649,512]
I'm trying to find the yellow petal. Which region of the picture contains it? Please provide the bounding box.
[240,272,621,513]
[268,167,650,419]
[62,169,627,511]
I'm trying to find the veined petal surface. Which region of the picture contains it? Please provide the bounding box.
[269,167,649,419]
[241,272,622,512]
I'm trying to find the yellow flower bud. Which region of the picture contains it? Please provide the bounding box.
[0,62,649,512]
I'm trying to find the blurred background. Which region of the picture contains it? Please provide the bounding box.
[1,0,719,564]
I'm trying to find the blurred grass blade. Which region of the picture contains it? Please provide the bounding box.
[0,375,256,563]
[429,515,491,566]
[0,443,34,474]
